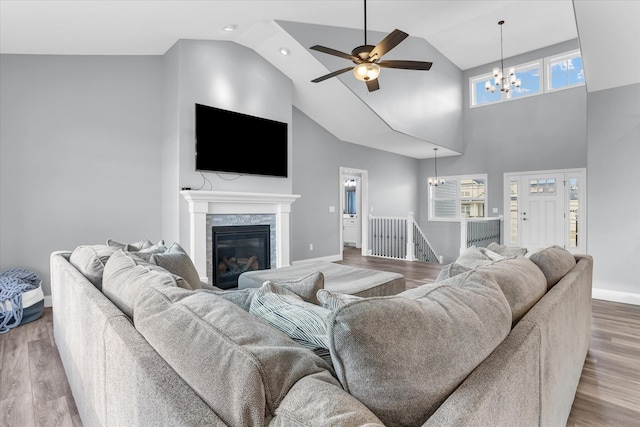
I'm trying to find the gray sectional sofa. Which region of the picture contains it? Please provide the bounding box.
[50,240,592,426]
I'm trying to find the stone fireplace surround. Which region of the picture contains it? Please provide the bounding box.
[180,190,300,284]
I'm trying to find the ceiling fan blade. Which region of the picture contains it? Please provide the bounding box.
[368,29,409,60]
[311,67,355,83]
[310,45,360,62]
[378,60,433,70]
[366,79,380,92]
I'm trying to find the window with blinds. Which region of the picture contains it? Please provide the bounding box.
[429,175,487,221]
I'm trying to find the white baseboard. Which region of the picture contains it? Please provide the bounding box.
[592,288,640,306]
[44,295,52,308]
[292,253,342,265]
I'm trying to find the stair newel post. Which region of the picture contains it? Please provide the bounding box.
[406,212,416,261]
[460,213,468,255]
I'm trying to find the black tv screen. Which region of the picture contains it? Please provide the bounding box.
[195,103,288,177]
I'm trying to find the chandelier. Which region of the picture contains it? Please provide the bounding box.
[485,20,521,93]
[428,148,445,187]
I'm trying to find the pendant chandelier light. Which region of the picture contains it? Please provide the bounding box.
[485,20,521,93]
[428,148,445,187]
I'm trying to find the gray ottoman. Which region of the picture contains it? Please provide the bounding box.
[238,262,405,297]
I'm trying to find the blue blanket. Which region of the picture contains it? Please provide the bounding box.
[0,268,40,334]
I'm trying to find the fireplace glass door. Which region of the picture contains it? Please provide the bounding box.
[212,225,270,289]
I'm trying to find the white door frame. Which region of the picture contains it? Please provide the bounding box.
[339,167,369,258]
[503,168,587,253]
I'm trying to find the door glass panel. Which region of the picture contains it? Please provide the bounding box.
[569,177,579,248]
[529,178,556,195]
[509,181,518,244]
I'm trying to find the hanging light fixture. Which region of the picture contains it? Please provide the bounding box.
[485,20,521,93]
[428,148,445,187]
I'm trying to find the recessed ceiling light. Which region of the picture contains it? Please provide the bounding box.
[223,24,237,32]
[279,47,290,56]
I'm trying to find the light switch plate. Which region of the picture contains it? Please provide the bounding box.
[329,206,335,213]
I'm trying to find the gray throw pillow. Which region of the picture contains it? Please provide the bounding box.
[106,238,156,251]
[271,271,324,306]
[455,246,494,269]
[198,287,258,312]
[102,249,191,319]
[150,242,203,290]
[327,270,511,426]
[316,289,363,310]
[526,245,577,289]
[69,244,119,290]
[250,281,333,366]
[434,262,472,283]
[487,242,528,257]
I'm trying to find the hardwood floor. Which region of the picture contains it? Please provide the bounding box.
[0,248,637,426]
[0,308,81,427]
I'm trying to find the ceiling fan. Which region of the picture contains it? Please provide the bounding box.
[309,0,433,92]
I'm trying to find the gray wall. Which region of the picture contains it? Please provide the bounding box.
[163,40,294,252]
[418,40,587,262]
[291,107,420,261]
[0,54,164,296]
[587,83,640,297]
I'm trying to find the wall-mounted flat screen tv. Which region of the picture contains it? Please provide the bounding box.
[195,103,288,177]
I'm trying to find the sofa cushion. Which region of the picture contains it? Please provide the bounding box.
[476,257,548,324]
[102,249,191,318]
[526,245,577,289]
[488,242,528,257]
[134,285,335,426]
[150,242,203,290]
[250,281,333,365]
[478,247,507,261]
[316,289,364,310]
[69,244,119,290]
[327,271,512,426]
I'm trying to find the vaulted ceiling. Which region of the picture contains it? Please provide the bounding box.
[1,1,637,158]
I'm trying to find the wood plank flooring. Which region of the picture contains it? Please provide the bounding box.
[0,247,637,426]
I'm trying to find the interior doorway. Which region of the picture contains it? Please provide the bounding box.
[339,167,369,258]
[503,168,586,253]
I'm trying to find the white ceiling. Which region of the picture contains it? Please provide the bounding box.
[1,1,637,158]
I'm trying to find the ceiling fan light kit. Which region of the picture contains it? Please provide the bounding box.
[310,0,433,92]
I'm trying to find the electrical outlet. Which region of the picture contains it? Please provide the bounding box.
[309,244,314,251]
[492,208,499,213]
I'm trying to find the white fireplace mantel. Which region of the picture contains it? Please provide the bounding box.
[180,190,300,281]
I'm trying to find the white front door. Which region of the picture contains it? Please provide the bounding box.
[520,173,565,250]
[504,169,586,253]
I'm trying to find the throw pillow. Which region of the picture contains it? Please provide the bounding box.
[526,245,577,289]
[487,242,528,257]
[69,244,119,290]
[134,285,336,426]
[434,262,472,283]
[250,281,333,366]
[316,289,363,310]
[106,238,164,252]
[478,247,506,261]
[150,242,203,290]
[455,246,494,269]
[327,270,511,426]
[102,249,191,319]
[272,272,325,306]
[197,287,258,312]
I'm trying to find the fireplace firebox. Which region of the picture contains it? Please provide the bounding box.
[212,225,271,289]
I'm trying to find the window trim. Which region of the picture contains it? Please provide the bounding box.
[469,49,583,108]
[428,174,488,222]
[544,49,585,93]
